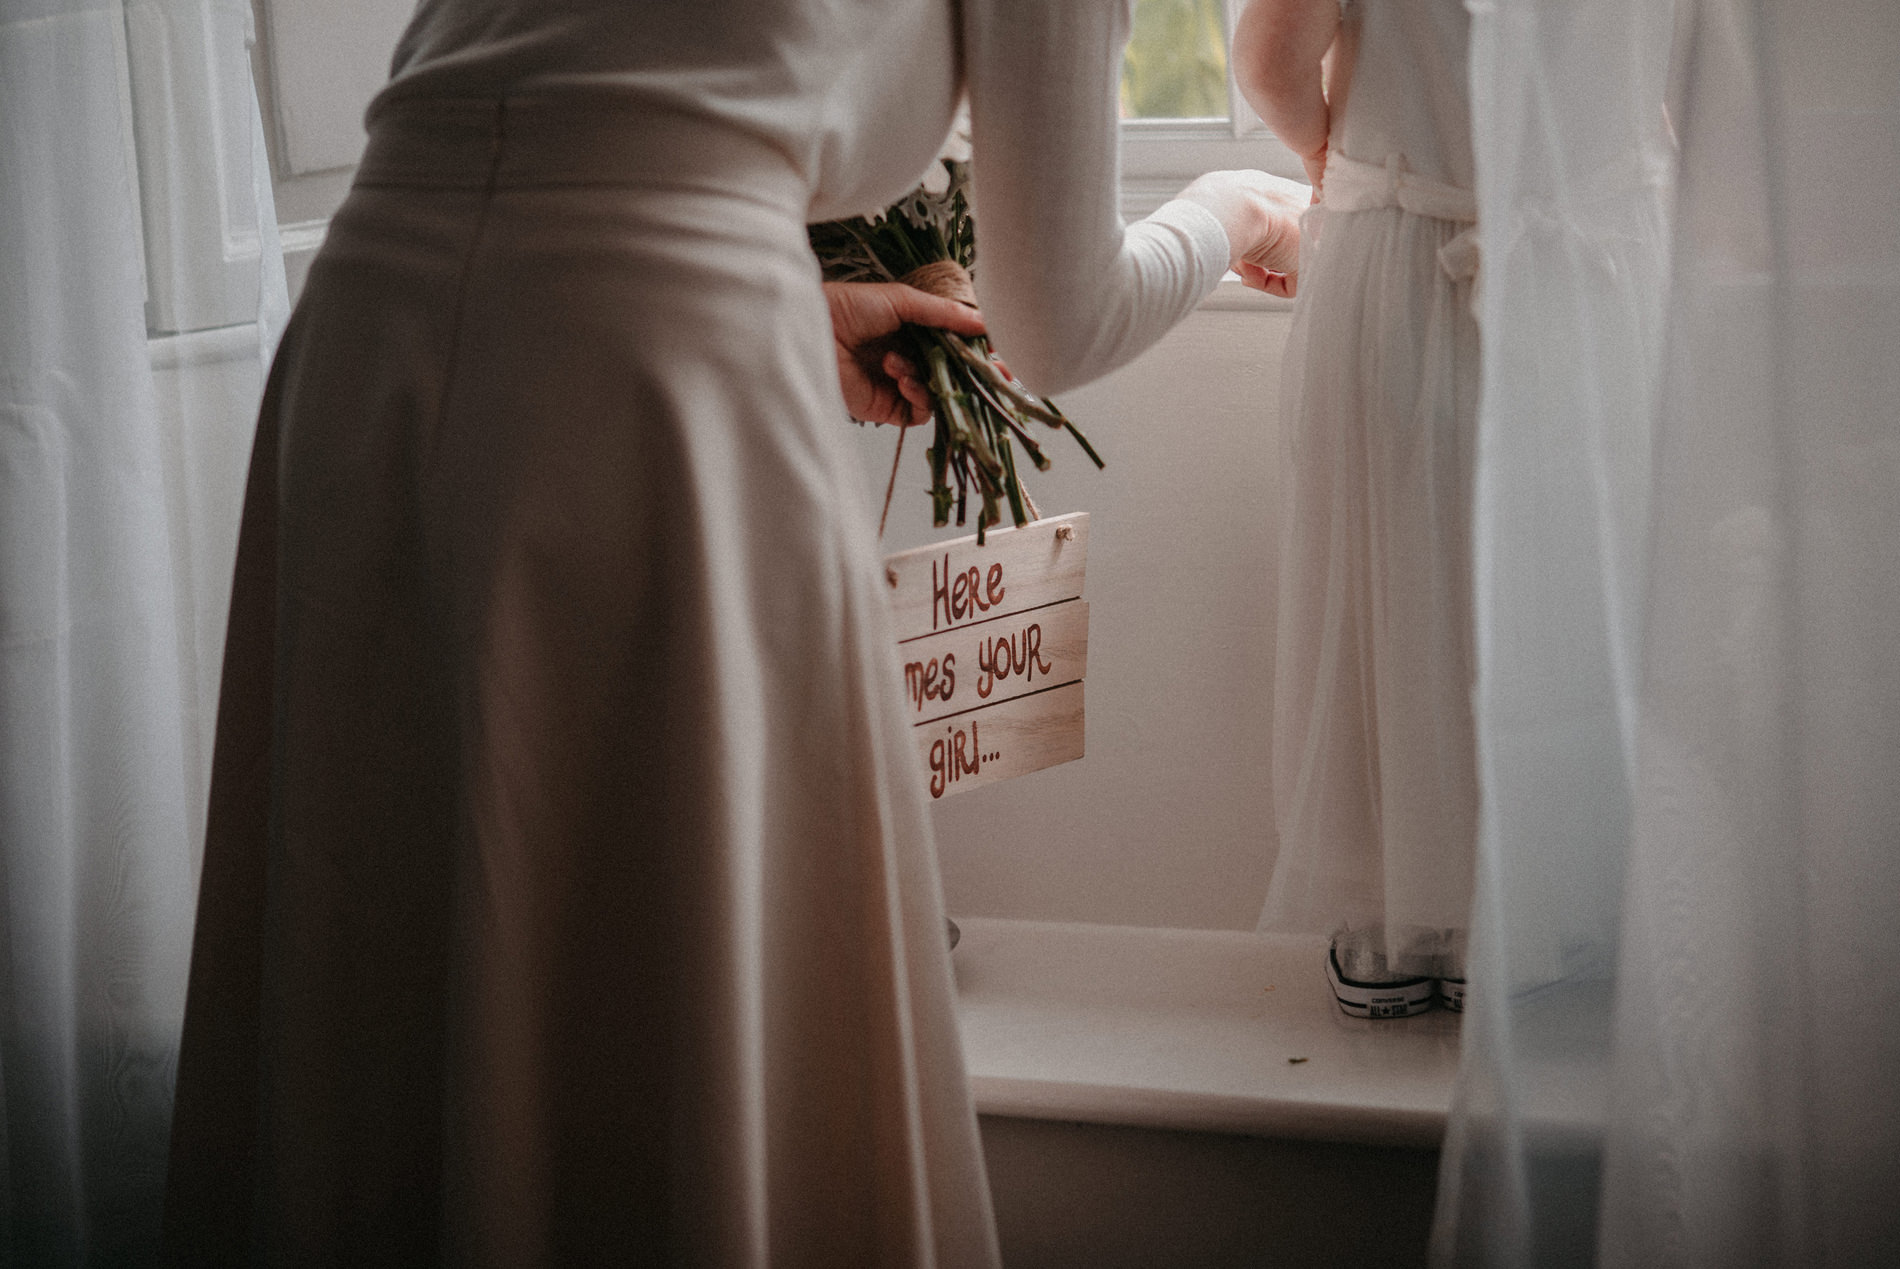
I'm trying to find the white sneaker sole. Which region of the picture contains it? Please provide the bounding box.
[1326,945,1436,1019]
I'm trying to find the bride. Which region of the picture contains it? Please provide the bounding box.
[164,2,1307,1262]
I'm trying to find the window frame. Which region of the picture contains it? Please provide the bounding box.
[1116,0,1306,219]
[124,0,276,335]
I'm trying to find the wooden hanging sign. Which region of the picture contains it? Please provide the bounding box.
[883,512,1089,798]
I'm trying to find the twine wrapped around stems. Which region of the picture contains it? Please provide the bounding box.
[898,260,977,309]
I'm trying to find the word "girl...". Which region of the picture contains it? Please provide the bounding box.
[928,720,1001,799]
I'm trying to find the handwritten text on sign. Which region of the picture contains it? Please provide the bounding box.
[884,513,1089,798]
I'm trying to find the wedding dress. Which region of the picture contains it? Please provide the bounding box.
[1258,0,1480,978]
[161,1,1232,1263]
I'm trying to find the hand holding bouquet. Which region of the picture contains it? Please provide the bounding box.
[810,137,1103,544]
[822,281,986,429]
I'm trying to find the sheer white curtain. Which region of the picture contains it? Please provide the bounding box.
[1435,0,1900,1263]
[0,0,284,1259]
[1598,0,1900,1260]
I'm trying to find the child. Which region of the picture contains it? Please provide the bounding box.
[1235,0,1480,1015]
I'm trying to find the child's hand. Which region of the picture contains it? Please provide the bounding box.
[1302,141,1328,200]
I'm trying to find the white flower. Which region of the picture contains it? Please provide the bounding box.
[916,99,972,194]
[938,100,973,165]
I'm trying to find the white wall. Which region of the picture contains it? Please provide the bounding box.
[981,1117,1437,1267]
[854,300,1292,931]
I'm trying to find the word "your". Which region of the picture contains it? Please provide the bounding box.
[975,622,1052,698]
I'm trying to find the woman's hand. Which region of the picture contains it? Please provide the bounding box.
[824,281,987,426]
[1178,168,1312,297]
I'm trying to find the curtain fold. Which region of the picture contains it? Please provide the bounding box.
[1438,0,1900,1263]
[1597,0,1900,1261]
[0,0,283,1259]
[1430,0,1675,1260]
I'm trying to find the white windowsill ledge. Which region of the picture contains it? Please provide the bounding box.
[952,917,1461,1150]
[1202,274,1294,312]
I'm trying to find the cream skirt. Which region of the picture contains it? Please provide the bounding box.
[165,95,998,1267]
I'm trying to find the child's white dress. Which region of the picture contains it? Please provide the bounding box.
[1260,0,1479,977]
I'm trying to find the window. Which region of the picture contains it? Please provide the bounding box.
[1117,0,1303,218]
[124,0,276,334]
[1121,0,1230,119]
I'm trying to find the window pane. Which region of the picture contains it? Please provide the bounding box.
[1120,0,1229,120]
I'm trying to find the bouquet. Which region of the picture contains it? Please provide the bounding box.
[808,139,1102,544]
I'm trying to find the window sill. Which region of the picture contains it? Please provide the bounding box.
[952,917,1461,1150]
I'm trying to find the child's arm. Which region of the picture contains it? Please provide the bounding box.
[1233,0,1340,192]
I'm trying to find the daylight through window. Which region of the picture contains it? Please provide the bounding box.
[1121,0,1231,121]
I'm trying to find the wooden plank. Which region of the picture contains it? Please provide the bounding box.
[916,681,1085,800]
[883,512,1089,640]
[896,600,1089,725]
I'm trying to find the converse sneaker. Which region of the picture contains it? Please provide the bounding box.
[1325,929,1435,1019]
[1435,931,1467,1012]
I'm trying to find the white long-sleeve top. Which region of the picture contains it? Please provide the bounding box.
[375,0,1233,394]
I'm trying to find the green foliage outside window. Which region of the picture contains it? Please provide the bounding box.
[1120,0,1230,119]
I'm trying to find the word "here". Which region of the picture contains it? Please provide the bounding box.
[933,554,1007,630]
